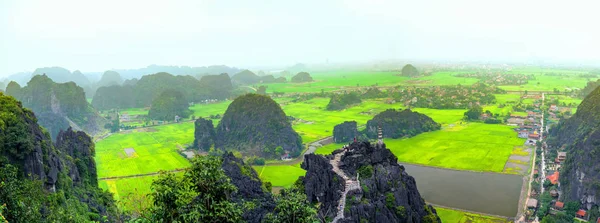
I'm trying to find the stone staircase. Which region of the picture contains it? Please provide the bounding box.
[330,151,361,223]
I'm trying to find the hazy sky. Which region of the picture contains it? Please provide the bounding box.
[1,0,599,76]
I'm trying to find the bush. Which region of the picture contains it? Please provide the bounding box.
[358,165,373,179]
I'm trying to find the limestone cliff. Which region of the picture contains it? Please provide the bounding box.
[302,141,441,223]
[193,117,216,150]
[215,94,302,158]
[221,152,276,222]
[548,85,600,209]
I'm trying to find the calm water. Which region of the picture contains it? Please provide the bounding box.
[403,164,523,217]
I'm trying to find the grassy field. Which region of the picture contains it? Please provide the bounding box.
[264,71,479,93]
[499,68,591,92]
[436,207,511,223]
[95,123,194,178]
[99,176,157,203]
[253,164,306,187]
[316,123,525,173]
[281,97,466,142]
[384,123,524,173]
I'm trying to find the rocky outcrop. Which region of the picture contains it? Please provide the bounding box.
[194,117,216,151]
[333,121,359,143]
[0,92,116,220]
[221,152,276,222]
[5,74,106,139]
[55,127,98,186]
[365,109,440,139]
[548,85,600,209]
[215,94,302,158]
[302,141,441,223]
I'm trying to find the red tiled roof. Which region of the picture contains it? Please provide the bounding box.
[547,171,559,184]
[597,217,600,223]
[555,201,564,209]
[576,209,586,217]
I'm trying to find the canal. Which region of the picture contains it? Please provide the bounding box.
[403,164,523,217]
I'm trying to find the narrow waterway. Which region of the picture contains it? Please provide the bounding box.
[402,164,523,217]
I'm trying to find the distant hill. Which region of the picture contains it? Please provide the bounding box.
[547,85,600,208]
[0,92,117,221]
[31,67,93,96]
[199,73,233,100]
[291,72,313,83]
[232,70,261,85]
[96,70,123,88]
[113,64,242,80]
[215,94,302,158]
[5,74,106,139]
[92,72,235,110]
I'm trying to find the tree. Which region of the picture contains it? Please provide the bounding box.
[257,85,268,95]
[264,189,318,223]
[401,64,419,77]
[148,156,242,222]
[148,90,192,121]
[464,105,483,120]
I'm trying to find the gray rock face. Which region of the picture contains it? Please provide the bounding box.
[301,153,345,219]
[333,121,359,143]
[221,152,275,222]
[55,127,98,186]
[302,142,441,223]
[193,117,216,151]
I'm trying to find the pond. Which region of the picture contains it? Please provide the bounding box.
[402,164,523,217]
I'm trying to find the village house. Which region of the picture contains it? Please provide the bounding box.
[518,130,529,138]
[529,133,540,140]
[527,199,538,209]
[547,171,560,185]
[507,118,526,126]
[576,209,586,219]
[554,201,564,210]
[550,104,558,111]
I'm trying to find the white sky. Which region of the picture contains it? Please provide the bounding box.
[1,0,600,76]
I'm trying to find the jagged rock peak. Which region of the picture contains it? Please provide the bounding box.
[302,141,441,223]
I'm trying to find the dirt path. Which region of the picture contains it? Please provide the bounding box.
[329,151,361,223]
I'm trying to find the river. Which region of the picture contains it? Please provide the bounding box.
[402,164,523,217]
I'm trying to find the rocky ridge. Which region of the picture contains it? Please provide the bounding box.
[302,141,441,223]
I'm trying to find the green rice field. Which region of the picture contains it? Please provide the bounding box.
[385,123,525,173]
[95,123,194,178]
[436,207,511,223]
[253,164,306,187]
[316,123,524,173]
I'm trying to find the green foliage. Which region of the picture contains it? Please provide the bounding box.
[216,93,302,158]
[148,90,192,121]
[199,73,233,100]
[358,165,373,179]
[464,105,483,120]
[365,109,441,139]
[148,156,242,222]
[326,92,362,110]
[264,189,318,223]
[385,192,395,209]
[92,85,135,110]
